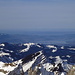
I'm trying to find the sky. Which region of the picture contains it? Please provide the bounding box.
[0,0,75,33]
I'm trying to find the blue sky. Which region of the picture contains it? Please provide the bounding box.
[0,0,75,33]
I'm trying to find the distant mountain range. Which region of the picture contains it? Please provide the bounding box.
[0,33,75,46]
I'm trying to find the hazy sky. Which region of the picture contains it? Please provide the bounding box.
[0,0,75,33]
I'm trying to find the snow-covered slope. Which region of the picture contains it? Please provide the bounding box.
[0,43,75,75]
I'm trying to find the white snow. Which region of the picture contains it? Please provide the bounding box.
[61,72,66,75]
[49,56,54,59]
[23,51,43,72]
[23,58,37,72]
[36,45,42,48]
[52,49,57,53]
[46,45,56,48]
[20,43,35,52]
[0,52,10,56]
[55,56,63,64]
[66,55,71,58]
[43,63,53,72]
[0,61,19,75]
[73,66,75,69]
[41,55,46,63]
[47,45,57,53]
[0,72,5,75]
[0,62,4,67]
[14,59,22,65]
[0,48,3,50]
[3,65,16,72]
[0,44,5,47]
[61,46,64,49]
[9,57,13,61]
[68,48,75,50]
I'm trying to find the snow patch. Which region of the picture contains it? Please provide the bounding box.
[36,45,42,48]
[43,63,53,72]
[49,56,54,59]
[61,46,64,49]
[0,44,5,47]
[0,52,10,56]
[68,48,75,50]
[55,56,63,64]
[52,49,57,53]
[20,43,35,52]
[46,45,56,48]
[66,55,71,58]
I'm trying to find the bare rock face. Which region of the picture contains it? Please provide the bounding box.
[28,65,42,75]
[67,65,75,75]
[28,68,33,75]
